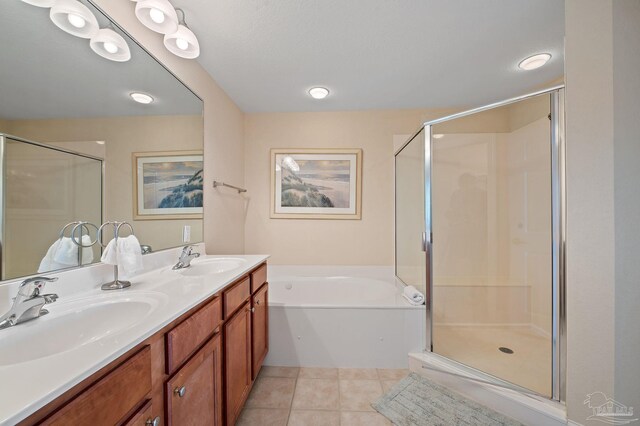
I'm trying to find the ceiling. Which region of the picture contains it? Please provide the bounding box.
[172,0,565,113]
[0,1,202,121]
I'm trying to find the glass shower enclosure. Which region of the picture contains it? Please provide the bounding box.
[395,87,565,401]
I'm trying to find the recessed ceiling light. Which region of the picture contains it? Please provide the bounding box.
[518,53,551,71]
[130,92,154,104]
[96,141,106,145]
[309,87,329,99]
[433,134,444,139]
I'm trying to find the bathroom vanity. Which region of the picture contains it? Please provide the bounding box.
[0,253,268,426]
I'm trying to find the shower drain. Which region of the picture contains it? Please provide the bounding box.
[498,347,514,354]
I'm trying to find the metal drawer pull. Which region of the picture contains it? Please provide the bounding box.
[174,386,186,397]
[146,416,161,426]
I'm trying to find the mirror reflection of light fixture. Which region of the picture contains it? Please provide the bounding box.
[90,28,131,62]
[135,0,179,34]
[20,0,56,7]
[164,9,200,59]
[50,0,99,39]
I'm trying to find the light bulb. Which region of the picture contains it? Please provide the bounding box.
[103,42,118,54]
[149,7,165,24]
[309,87,329,99]
[175,38,189,50]
[130,92,154,104]
[67,13,86,28]
[518,53,552,70]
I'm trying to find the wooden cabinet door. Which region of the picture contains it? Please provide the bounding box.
[166,333,223,426]
[251,283,268,380]
[224,302,252,426]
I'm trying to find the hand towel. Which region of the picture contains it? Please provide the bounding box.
[101,238,118,265]
[80,235,94,265]
[100,235,144,276]
[403,285,425,305]
[39,235,95,272]
[52,237,79,266]
[116,235,144,275]
[38,239,66,272]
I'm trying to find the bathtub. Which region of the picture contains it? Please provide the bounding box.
[264,266,425,369]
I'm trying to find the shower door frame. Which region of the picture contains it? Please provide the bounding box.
[396,85,566,402]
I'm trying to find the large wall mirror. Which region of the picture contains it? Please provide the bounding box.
[0,0,204,281]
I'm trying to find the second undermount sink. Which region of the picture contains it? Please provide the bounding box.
[0,292,167,366]
[177,257,247,277]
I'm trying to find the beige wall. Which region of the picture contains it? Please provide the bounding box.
[612,0,640,413]
[243,109,455,265]
[565,0,616,421]
[93,0,245,255]
[7,115,203,253]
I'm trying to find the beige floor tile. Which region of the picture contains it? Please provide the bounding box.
[245,377,296,409]
[376,368,410,381]
[381,379,402,393]
[236,408,289,426]
[338,368,379,380]
[287,410,340,426]
[339,379,383,411]
[341,411,392,425]
[298,367,339,379]
[292,378,340,410]
[260,366,300,378]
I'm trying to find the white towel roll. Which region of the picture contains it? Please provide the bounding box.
[403,285,425,305]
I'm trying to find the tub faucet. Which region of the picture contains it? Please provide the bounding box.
[0,276,59,330]
[173,245,201,270]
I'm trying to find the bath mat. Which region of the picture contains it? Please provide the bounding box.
[371,373,523,426]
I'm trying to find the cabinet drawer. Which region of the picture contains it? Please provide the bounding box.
[250,263,267,294]
[223,277,250,319]
[122,400,160,426]
[166,297,221,374]
[42,346,152,426]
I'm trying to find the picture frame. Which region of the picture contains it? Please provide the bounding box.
[270,148,362,220]
[132,151,204,220]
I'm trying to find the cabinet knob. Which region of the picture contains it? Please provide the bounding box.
[174,386,186,398]
[146,416,161,426]
[256,299,261,305]
[250,307,255,313]
[213,326,221,335]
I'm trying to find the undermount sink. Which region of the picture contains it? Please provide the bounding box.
[0,292,167,366]
[177,257,247,277]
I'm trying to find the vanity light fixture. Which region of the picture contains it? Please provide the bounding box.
[164,9,200,59]
[20,0,56,7]
[518,53,551,71]
[130,92,154,104]
[309,87,330,99]
[135,0,179,34]
[90,28,131,62]
[50,0,99,39]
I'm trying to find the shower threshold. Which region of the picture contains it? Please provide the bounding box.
[408,351,566,426]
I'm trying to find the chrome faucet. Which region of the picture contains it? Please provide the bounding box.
[172,245,201,270]
[0,276,59,330]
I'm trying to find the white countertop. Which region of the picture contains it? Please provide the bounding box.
[0,250,269,425]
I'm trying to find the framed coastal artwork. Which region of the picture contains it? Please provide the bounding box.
[270,148,362,220]
[133,151,204,220]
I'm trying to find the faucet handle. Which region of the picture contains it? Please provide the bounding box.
[18,276,58,298]
[181,245,197,255]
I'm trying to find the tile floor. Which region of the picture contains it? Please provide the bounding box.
[237,367,410,426]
